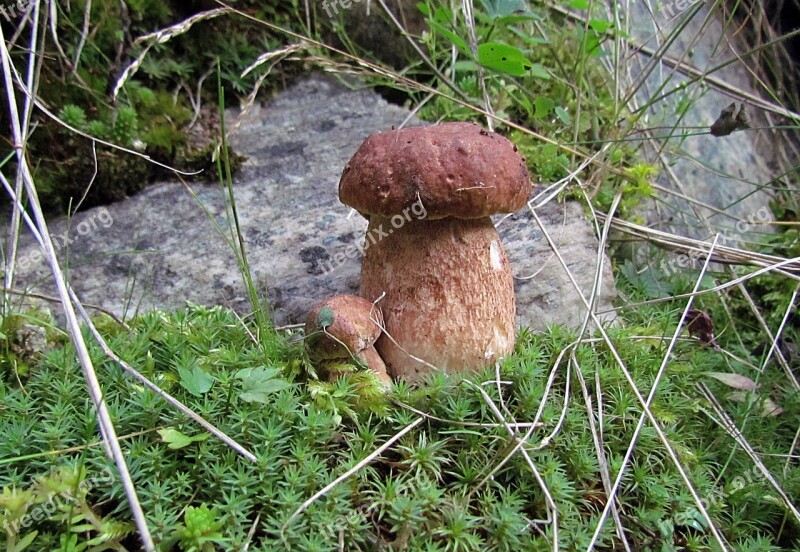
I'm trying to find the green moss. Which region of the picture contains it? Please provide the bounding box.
[2,1,305,215]
[1,271,798,549]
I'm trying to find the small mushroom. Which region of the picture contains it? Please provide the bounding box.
[339,122,532,381]
[305,294,391,386]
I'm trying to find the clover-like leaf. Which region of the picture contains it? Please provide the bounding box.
[178,366,214,397]
[236,367,293,404]
[158,428,210,450]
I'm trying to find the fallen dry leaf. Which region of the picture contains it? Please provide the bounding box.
[726,391,784,417]
[702,371,759,391]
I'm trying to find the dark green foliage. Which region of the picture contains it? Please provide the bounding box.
[1,0,306,214]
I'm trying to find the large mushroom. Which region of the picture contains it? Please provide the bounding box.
[339,122,532,381]
[305,294,392,386]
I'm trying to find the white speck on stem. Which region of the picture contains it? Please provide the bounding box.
[489,240,503,270]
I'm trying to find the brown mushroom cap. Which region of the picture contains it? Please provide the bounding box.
[339,122,532,219]
[305,294,384,360]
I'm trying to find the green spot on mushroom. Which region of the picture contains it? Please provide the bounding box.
[317,306,335,329]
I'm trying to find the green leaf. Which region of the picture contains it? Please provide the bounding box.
[158,428,210,450]
[570,0,589,9]
[529,63,550,80]
[555,106,571,124]
[533,96,554,118]
[11,530,38,552]
[588,19,614,34]
[583,30,603,56]
[620,261,673,299]
[432,6,454,24]
[317,306,335,330]
[58,533,80,552]
[508,26,549,46]
[427,21,468,54]
[236,367,293,404]
[515,94,533,118]
[495,13,541,24]
[477,42,532,76]
[453,60,479,72]
[479,0,529,18]
[178,366,214,397]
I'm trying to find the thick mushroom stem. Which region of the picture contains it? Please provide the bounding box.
[360,216,515,382]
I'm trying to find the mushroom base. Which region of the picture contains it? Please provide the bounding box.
[360,216,516,381]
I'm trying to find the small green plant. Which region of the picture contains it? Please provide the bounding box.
[170,504,228,552]
[57,104,139,147]
[0,465,133,552]
[594,162,658,220]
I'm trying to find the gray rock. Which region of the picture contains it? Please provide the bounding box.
[10,75,615,331]
[626,4,780,242]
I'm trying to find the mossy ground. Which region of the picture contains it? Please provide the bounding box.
[1,278,799,550]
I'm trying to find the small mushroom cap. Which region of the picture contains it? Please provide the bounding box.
[356,346,392,387]
[305,294,384,359]
[339,122,532,219]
